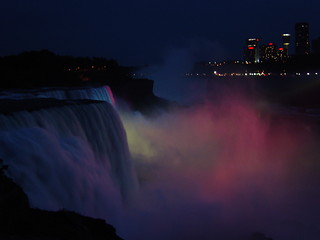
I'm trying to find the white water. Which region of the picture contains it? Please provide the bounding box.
[2,86,320,240]
[0,98,137,220]
[0,86,115,105]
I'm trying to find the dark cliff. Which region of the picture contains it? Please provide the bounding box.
[0,162,123,240]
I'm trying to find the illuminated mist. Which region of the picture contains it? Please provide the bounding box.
[118,96,320,240]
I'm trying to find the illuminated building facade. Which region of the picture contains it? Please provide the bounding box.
[277,47,286,62]
[244,38,260,63]
[259,43,278,62]
[282,33,290,56]
[295,22,310,55]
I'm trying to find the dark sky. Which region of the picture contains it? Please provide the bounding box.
[1,0,320,65]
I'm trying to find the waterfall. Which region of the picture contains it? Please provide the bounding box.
[0,86,115,105]
[0,87,136,219]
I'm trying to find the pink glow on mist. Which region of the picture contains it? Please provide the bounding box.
[120,97,320,240]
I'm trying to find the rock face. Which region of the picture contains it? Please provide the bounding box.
[0,164,123,240]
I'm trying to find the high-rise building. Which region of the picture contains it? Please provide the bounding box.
[259,43,278,62]
[277,47,286,62]
[282,33,291,56]
[295,22,310,55]
[244,38,260,63]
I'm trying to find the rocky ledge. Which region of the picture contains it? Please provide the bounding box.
[0,161,123,240]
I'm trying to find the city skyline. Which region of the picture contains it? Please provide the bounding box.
[1,0,320,66]
[243,22,317,63]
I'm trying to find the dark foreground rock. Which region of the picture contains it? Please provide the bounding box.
[0,165,123,240]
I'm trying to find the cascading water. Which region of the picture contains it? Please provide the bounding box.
[0,86,115,105]
[0,86,136,221]
[2,85,320,240]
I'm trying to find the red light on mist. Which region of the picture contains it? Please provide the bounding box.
[268,43,274,46]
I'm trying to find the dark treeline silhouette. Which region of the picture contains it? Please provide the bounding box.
[0,50,133,89]
[0,50,174,114]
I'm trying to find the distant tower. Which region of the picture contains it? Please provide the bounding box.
[244,38,260,63]
[282,33,291,56]
[295,22,310,55]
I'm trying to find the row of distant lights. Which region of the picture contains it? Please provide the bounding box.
[208,61,282,66]
[67,65,108,71]
[217,72,269,76]
[186,72,320,77]
[186,72,268,77]
[186,73,207,76]
[208,61,241,66]
[296,72,319,76]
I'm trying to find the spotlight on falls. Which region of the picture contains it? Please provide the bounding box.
[1,85,320,240]
[0,86,137,221]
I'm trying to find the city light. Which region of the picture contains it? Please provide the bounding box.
[188,23,320,79]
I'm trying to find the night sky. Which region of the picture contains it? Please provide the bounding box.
[1,0,320,66]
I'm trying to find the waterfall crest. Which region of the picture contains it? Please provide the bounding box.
[0,86,115,105]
